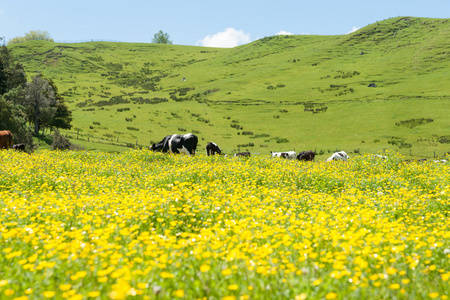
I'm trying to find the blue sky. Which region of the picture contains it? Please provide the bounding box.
[1,0,449,47]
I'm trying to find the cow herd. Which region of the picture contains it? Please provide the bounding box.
[149,133,350,162]
[3,130,444,163]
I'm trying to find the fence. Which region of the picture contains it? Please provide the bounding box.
[65,132,147,149]
[55,39,125,44]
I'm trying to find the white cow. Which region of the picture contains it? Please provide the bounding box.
[271,151,296,159]
[326,151,350,162]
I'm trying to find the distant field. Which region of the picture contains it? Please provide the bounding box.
[8,17,450,157]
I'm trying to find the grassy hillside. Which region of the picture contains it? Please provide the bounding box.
[8,17,450,158]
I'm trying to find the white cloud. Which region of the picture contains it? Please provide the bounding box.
[348,26,360,34]
[197,28,251,48]
[276,30,293,36]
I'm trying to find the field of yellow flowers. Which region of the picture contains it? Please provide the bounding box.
[0,149,449,300]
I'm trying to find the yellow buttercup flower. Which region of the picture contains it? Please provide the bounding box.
[200,264,210,272]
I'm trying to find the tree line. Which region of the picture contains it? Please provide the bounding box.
[0,45,72,151]
[5,30,172,45]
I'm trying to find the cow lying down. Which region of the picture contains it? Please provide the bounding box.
[271,151,296,159]
[150,133,198,156]
[326,151,350,162]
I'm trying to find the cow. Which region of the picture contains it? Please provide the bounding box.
[433,159,448,163]
[12,143,26,152]
[403,158,427,163]
[206,142,222,156]
[297,150,316,161]
[0,130,13,149]
[326,151,350,162]
[234,151,250,157]
[271,151,296,159]
[150,133,198,156]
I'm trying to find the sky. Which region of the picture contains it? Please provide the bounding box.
[1,0,449,48]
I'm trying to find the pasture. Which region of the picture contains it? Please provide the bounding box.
[8,16,450,156]
[0,149,449,299]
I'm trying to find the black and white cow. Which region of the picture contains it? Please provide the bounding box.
[206,142,222,156]
[150,133,198,156]
[271,151,296,159]
[326,151,349,162]
[12,143,26,152]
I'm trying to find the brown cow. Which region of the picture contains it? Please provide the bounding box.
[0,130,13,149]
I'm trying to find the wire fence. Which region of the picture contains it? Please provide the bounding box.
[54,39,139,44]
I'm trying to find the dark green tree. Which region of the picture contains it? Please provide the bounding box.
[152,30,172,44]
[46,77,72,130]
[0,46,27,94]
[0,94,34,151]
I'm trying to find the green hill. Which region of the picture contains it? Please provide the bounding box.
[8,17,450,158]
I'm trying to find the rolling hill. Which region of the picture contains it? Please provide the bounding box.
[8,16,450,158]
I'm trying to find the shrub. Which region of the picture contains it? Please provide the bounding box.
[276,137,289,143]
[52,129,84,151]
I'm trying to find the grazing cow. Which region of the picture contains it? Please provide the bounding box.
[326,151,350,162]
[234,151,250,157]
[12,143,26,152]
[0,130,13,149]
[206,142,222,156]
[150,133,198,156]
[271,151,296,159]
[297,150,316,161]
[373,154,387,159]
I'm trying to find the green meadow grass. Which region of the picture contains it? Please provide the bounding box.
[8,17,450,158]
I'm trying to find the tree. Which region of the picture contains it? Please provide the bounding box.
[152,30,172,44]
[24,76,56,135]
[0,46,26,94]
[8,30,54,45]
[46,77,72,130]
[0,95,34,151]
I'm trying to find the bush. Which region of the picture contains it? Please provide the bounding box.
[52,129,84,151]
